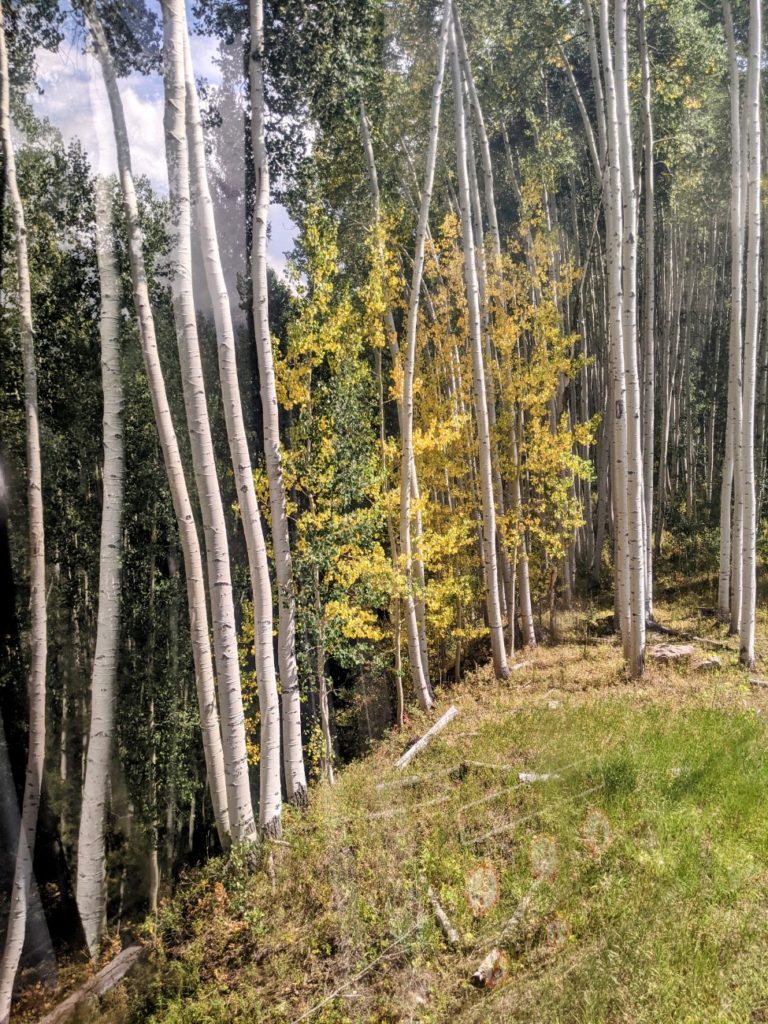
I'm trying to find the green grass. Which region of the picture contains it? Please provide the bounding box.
[31,597,768,1024]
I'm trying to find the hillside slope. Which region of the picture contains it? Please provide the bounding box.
[25,596,768,1024]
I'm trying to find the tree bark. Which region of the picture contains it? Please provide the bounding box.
[86,4,230,845]
[449,20,508,680]
[76,176,124,958]
[399,0,453,708]
[739,0,761,668]
[719,0,744,625]
[183,29,281,837]
[0,3,48,1015]
[249,0,308,803]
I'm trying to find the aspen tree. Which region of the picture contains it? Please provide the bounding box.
[249,0,307,803]
[161,0,256,841]
[399,0,453,709]
[358,99,431,696]
[719,0,744,625]
[614,0,646,674]
[0,2,47,1014]
[182,30,281,837]
[85,4,230,845]
[739,0,761,668]
[449,19,508,680]
[637,0,655,621]
[598,0,632,659]
[75,173,124,958]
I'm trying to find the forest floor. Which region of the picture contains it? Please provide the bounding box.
[21,558,768,1024]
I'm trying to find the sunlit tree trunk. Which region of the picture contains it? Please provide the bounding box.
[739,0,761,668]
[183,30,280,837]
[719,0,744,625]
[637,0,655,622]
[86,4,230,845]
[614,0,646,675]
[358,99,430,699]
[399,0,453,708]
[449,21,509,680]
[0,3,48,1015]
[76,176,124,958]
[162,0,256,840]
[249,0,307,803]
[598,0,632,658]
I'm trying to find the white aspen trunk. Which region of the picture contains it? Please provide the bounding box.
[614,0,646,676]
[0,3,47,1016]
[454,12,517,657]
[249,0,308,802]
[399,0,453,709]
[583,0,607,161]
[162,0,256,841]
[182,32,281,837]
[359,102,432,689]
[76,176,124,959]
[598,0,632,659]
[449,21,509,679]
[359,105,419,714]
[86,5,230,844]
[739,0,761,668]
[637,0,655,622]
[719,0,744,624]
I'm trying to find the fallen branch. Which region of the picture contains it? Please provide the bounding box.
[428,887,460,948]
[38,943,148,1024]
[395,705,458,770]
[647,619,733,650]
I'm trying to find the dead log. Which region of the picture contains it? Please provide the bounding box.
[428,888,460,948]
[395,706,458,770]
[38,943,148,1024]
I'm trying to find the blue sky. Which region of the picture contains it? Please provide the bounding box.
[30,3,297,279]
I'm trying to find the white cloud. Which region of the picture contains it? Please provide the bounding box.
[31,44,167,190]
[30,37,296,277]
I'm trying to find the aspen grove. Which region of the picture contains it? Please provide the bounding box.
[0,0,766,1019]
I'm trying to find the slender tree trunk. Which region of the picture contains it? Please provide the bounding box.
[449,21,508,680]
[637,0,655,621]
[86,4,230,845]
[0,3,48,1015]
[719,0,744,624]
[358,99,432,696]
[162,0,256,841]
[614,0,646,676]
[76,176,124,958]
[249,0,308,802]
[182,30,280,837]
[399,0,453,708]
[739,0,761,668]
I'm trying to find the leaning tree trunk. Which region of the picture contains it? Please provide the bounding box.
[739,0,762,668]
[398,0,453,709]
[449,20,509,680]
[719,0,744,625]
[162,0,256,841]
[249,0,307,804]
[75,175,124,958]
[85,3,230,845]
[182,29,281,837]
[0,3,48,1017]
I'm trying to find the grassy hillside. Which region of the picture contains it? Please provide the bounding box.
[24,585,768,1024]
